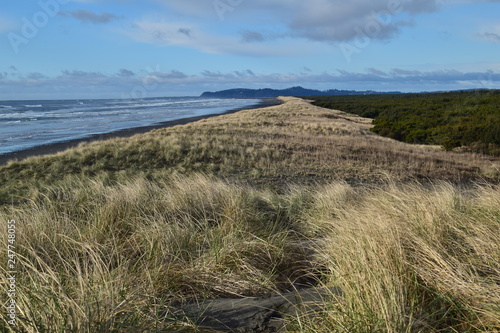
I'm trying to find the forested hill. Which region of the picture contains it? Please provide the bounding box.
[200,86,401,98]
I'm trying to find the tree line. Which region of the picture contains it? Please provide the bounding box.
[311,90,500,155]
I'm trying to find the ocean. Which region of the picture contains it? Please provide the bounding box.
[0,97,260,155]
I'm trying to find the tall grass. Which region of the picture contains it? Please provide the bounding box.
[0,174,316,332]
[1,175,499,332]
[0,97,499,332]
[288,181,500,332]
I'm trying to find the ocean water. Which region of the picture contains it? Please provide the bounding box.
[0,97,260,155]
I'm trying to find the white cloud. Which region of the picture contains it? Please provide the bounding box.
[122,18,312,57]
[156,0,441,43]
[116,1,428,60]
[153,0,500,47]
[283,0,418,42]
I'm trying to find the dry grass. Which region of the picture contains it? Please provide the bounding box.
[0,97,499,332]
[287,181,500,332]
[0,174,317,332]
[1,175,499,332]
[1,97,498,203]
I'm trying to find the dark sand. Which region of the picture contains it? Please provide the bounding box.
[0,98,280,166]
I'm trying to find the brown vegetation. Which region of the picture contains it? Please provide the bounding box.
[1,98,499,332]
[1,97,498,202]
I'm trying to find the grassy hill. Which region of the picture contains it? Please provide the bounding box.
[1,98,499,332]
[1,97,497,203]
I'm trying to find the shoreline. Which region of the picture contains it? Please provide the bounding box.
[0,98,280,166]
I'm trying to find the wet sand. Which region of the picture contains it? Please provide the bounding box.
[0,98,280,166]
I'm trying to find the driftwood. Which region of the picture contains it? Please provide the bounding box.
[175,286,341,332]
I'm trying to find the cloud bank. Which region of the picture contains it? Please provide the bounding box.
[0,67,498,99]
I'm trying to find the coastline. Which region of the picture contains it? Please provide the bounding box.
[0,98,280,166]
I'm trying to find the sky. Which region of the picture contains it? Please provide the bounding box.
[0,0,499,100]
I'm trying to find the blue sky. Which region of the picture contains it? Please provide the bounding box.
[1,0,499,100]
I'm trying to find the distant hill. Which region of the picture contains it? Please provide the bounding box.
[200,86,401,98]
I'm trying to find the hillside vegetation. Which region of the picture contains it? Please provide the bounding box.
[200,86,399,98]
[1,97,499,332]
[1,97,498,204]
[312,90,500,155]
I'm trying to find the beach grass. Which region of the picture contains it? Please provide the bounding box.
[286,181,500,332]
[1,175,499,332]
[1,97,498,204]
[1,97,499,332]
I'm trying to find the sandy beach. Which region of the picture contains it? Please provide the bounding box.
[0,98,280,166]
